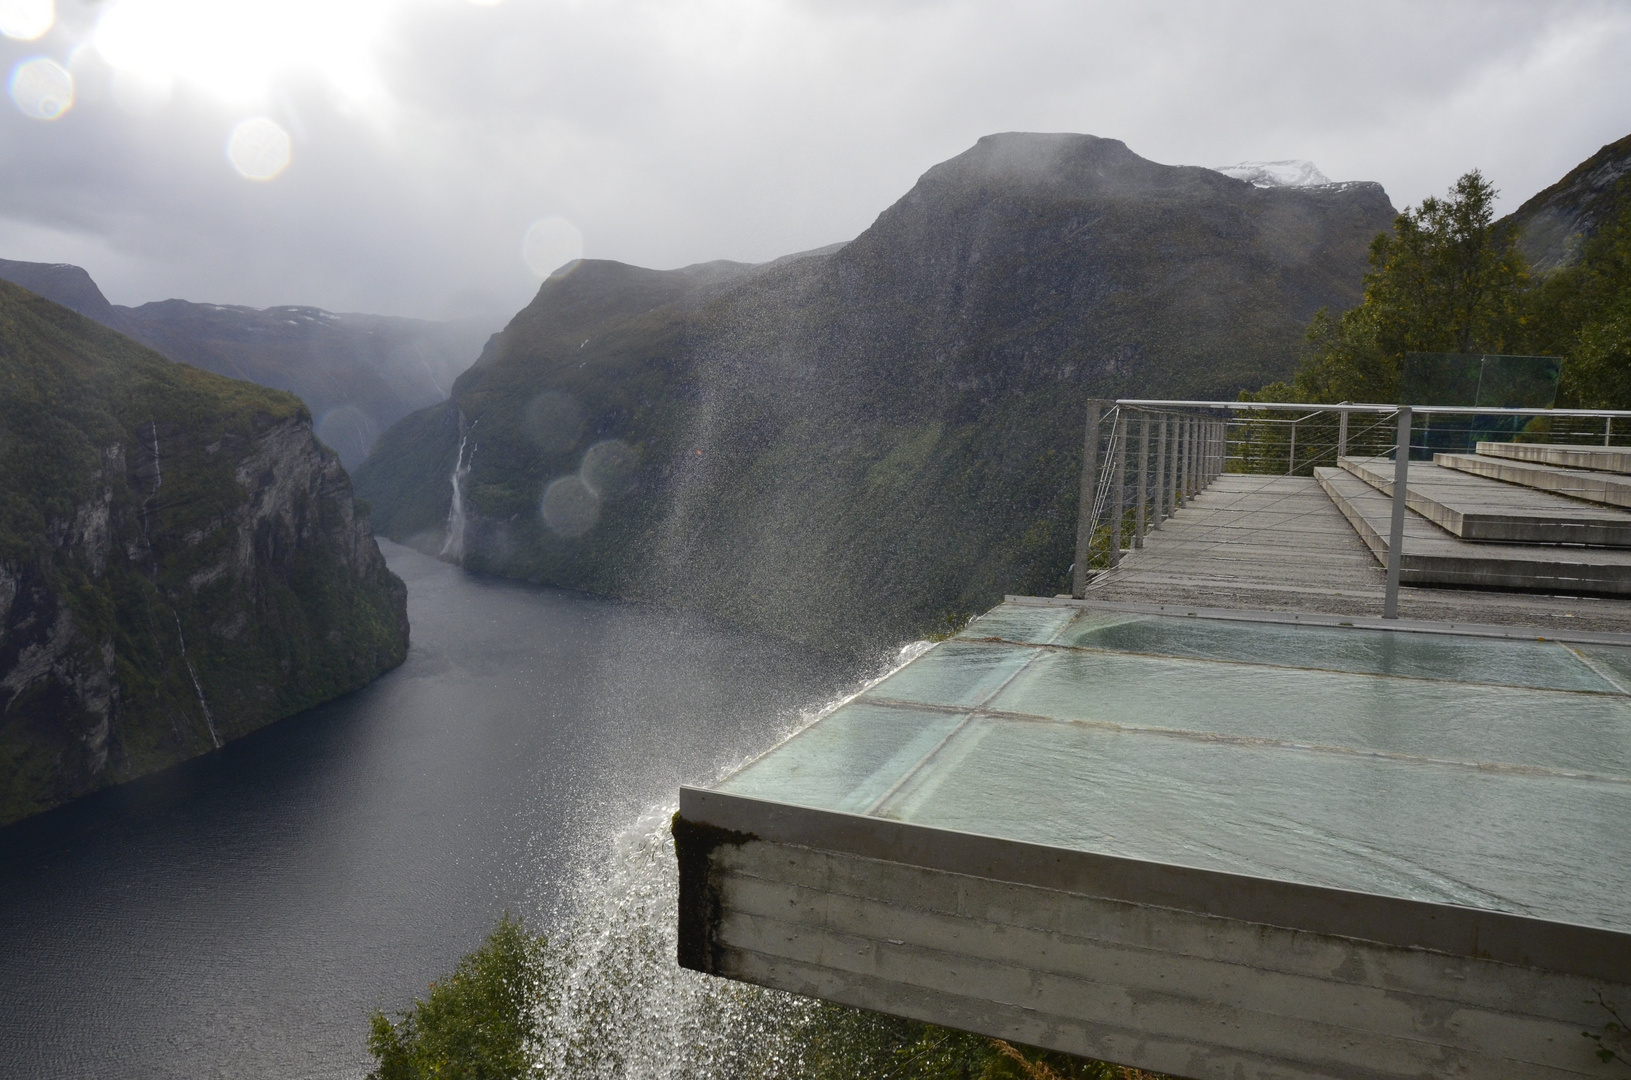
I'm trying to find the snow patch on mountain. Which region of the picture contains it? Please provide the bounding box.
[1212,160,1332,188]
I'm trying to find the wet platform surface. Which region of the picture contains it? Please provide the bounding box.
[716,600,1631,930]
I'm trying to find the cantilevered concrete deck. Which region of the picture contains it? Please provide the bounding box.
[677,601,1631,1079]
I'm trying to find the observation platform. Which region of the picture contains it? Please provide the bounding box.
[677,601,1631,1079]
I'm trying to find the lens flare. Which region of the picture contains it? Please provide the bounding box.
[540,475,599,537]
[9,57,72,120]
[226,116,291,180]
[580,439,638,499]
[522,217,583,277]
[0,0,52,41]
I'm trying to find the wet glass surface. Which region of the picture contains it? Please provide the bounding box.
[713,602,1631,932]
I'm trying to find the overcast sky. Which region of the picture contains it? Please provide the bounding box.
[2,0,1629,323]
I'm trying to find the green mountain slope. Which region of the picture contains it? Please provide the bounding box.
[1503,133,1631,273]
[0,281,409,825]
[357,132,1395,648]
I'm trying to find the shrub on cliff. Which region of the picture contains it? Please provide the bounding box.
[368,914,546,1080]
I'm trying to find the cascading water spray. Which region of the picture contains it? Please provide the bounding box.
[521,639,940,1080]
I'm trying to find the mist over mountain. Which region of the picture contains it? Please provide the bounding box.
[357,132,1396,647]
[1504,133,1631,273]
[0,259,493,469]
[0,282,408,825]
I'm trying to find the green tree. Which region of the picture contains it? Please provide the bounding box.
[1252,170,1531,404]
[1541,186,1631,407]
[367,914,546,1080]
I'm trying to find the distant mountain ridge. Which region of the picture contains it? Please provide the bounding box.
[0,259,493,468]
[357,132,1397,647]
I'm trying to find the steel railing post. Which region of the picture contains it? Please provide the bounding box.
[1109,413,1126,567]
[1338,409,1349,459]
[1072,400,1104,598]
[1177,417,1190,505]
[1152,415,1168,530]
[1383,406,1413,619]
[1134,412,1149,547]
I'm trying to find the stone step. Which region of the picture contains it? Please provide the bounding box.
[1477,441,1631,474]
[1436,451,1631,510]
[1314,466,1631,595]
[1339,455,1631,547]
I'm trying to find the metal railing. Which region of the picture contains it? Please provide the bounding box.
[1072,399,1631,618]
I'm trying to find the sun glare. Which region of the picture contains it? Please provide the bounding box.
[0,0,52,41]
[90,0,390,107]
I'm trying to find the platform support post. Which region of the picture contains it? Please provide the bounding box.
[1134,413,1149,547]
[1384,407,1412,620]
[1109,413,1126,567]
[1072,400,1104,598]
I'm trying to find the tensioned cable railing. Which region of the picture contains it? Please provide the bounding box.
[1070,399,1631,619]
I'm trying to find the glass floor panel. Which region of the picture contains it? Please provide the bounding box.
[714,602,1631,932]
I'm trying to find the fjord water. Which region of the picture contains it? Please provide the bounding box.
[0,541,852,1080]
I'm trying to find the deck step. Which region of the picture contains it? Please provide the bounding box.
[1338,455,1631,546]
[1477,441,1631,474]
[1436,452,1631,510]
[1314,467,1631,594]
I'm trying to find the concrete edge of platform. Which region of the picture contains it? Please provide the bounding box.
[1002,595,1631,646]
[676,787,1631,983]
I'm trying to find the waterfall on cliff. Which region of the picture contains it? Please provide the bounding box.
[440,433,474,560]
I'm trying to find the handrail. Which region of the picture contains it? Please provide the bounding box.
[1115,399,1631,418]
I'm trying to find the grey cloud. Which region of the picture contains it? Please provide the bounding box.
[0,0,1627,319]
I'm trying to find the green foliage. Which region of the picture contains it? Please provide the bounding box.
[1252,171,1531,405]
[369,915,547,1080]
[369,915,1166,1080]
[1543,186,1631,408]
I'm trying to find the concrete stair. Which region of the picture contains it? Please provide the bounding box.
[1437,450,1631,510]
[1475,441,1631,475]
[1339,455,1631,546]
[1315,466,1631,595]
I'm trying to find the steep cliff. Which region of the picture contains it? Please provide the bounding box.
[0,281,409,825]
[358,133,1396,647]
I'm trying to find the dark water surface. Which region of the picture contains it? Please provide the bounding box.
[0,542,853,1080]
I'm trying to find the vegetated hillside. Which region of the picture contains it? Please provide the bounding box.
[0,258,493,469]
[357,132,1395,648]
[1503,133,1631,273]
[0,281,409,825]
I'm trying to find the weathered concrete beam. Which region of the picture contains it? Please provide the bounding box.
[675,787,1631,1080]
